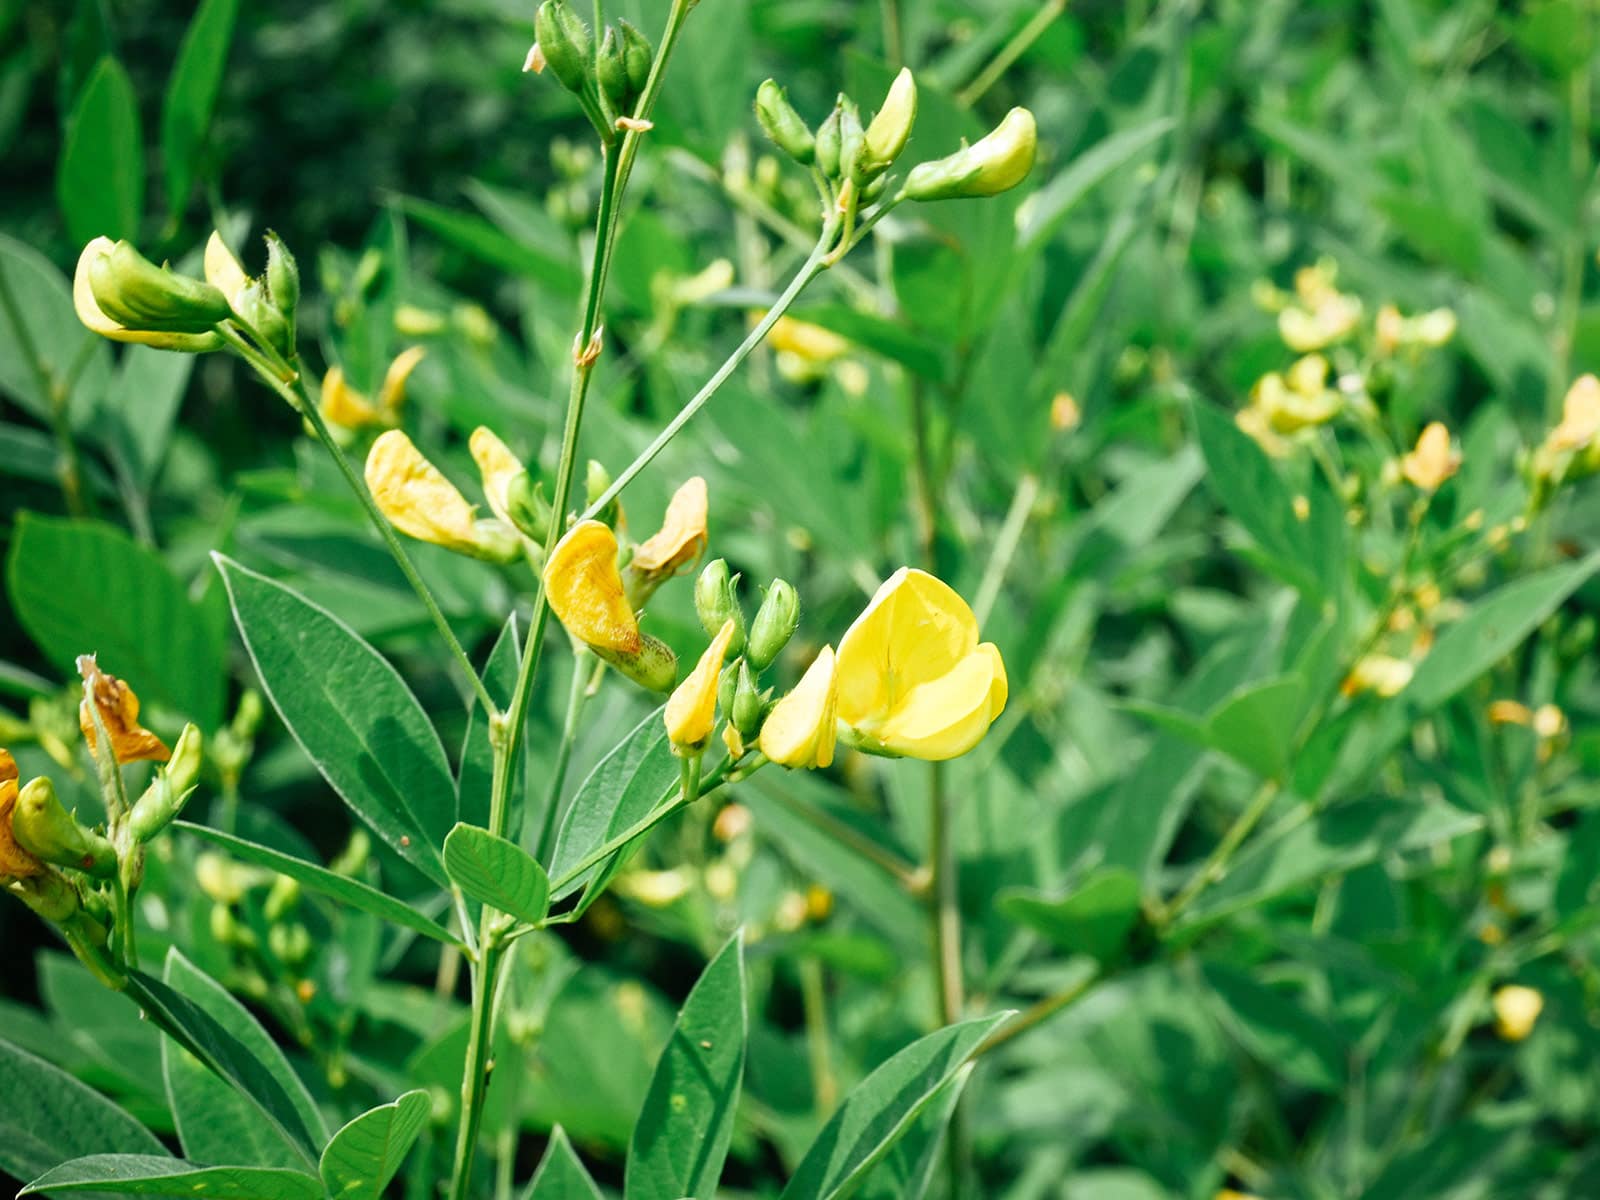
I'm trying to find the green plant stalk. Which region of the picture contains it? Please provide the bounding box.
[955,0,1067,109]
[447,938,503,1199]
[1157,777,1282,928]
[972,965,1100,1059]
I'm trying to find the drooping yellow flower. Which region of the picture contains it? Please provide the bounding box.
[631,477,709,585]
[1401,422,1460,490]
[364,430,519,561]
[1492,984,1543,1042]
[834,569,1006,761]
[545,520,641,654]
[73,237,224,352]
[664,618,737,752]
[759,645,838,769]
[77,655,171,764]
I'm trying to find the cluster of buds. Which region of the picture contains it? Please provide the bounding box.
[197,851,313,980]
[526,0,654,139]
[1530,374,1600,504]
[3,658,203,986]
[75,231,300,360]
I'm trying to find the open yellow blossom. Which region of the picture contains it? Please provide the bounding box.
[364,430,519,562]
[546,521,641,654]
[1250,355,1342,435]
[1278,262,1362,352]
[77,656,170,764]
[760,645,838,769]
[1492,984,1543,1042]
[321,347,426,432]
[631,477,708,585]
[1401,422,1460,490]
[665,619,738,752]
[835,569,1006,761]
[73,237,224,352]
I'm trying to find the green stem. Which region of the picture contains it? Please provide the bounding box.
[972,965,1100,1058]
[955,0,1066,109]
[1157,778,1282,928]
[800,957,837,1112]
[446,940,503,1200]
[971,472,1038,626]
[929,761,963,1024]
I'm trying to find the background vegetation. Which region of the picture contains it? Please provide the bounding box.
[4,0,1600,1197]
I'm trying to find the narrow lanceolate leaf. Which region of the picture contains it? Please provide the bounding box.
[0,1037,166,1185]
[22,1155,322,1200]
[319,1090,431,1200]
[443,823,551,925]
[522,1127,602,1200]
[57,57,144,246]
[176,822,462,945]
[852,1069,970,1200]
[779,1013,1011,1200]
[161,0,238,222]
[625,934,748,1200]
[213,554,455,885]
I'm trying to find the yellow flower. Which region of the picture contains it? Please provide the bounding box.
[364,430,519,562]
[834,569,1006,761]
[546,520,641,654]
[760,645,838,769]
[1401,422,1460,490]
[469,427,527,529]
[321,347,426,432]
[1550,374,1600,453]
[665,619,738,752]
[1278,262,1362,352]
[1251,356,1342,434]
[630,476,709,585]
[1488,700,1533,726]
[0,766,44,881]
[767,316,852,364]
[1340,654,1413,698]
[77,655,171,764]
[73,238,224,352]
[203,231,250,311]
[1492,984,1543,1042]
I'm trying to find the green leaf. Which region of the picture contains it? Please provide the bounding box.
[7,513,224,727]
[0,234,112,425]
[57,57,144,246]
[997,867,1143,963]
[549,705,675,904]
[397,196,581,297]
[22,1155,322,1200]
[1406,552,1600,710]
[0,1037,166,1185]
[444,823,551,926]
[852,1070,969,1200]
[522,1127,602,1200]
[176,822,462,943]
[625,934,747,1200]
[1203,962,1344,1092]
[124,963,322,1168]
[103,345,194,487]
[1206,675,1304,779]
[1018,118,1176,252]
[161,0,238,222]
[778,1013,1011,1200]
[213,554,454,884]
[319,1090,430,1200]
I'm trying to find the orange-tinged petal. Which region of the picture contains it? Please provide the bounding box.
[632,476,709,580]
[0,777,43,879]
[760,645,838,769]
[544,520,641,654]
[77,655,170,764]
[665,618,737,750]
[0,750,16,787]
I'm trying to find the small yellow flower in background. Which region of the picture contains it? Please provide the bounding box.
[1235,404,1291,458]
[1401,422,1460,490]
[1250,354,1343,435]
[1278,262,1362,352]
[321,347,426,434]
[1551,374,1600,452]
[364,430,519,562]
[1216,1191,1265,1200]
[835,569,1007,761]
[760,645,839,769]
[0,749,43,880]
[78,655,170,764]
[1532,704,1566,740]
[1375,303,1457,354]
[1488,699,1533,726]
[665,618,738,753]
[615,866,695,907]
[1341,653,1414,699]
[545,521,641,653]
[1492,984,1544,1042]
[805,883,833,922]
[712,803,752,843]
[73,237,224,352]
[1050,391,1081,433]
[631,476,709,586]
[769,315,852,364]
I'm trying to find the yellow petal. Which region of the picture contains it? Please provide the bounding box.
[760,645,838,769]
[377,346,427,419]
[1401,421,1459,490]
[73,238,223,350]
[320,366,384,429]
[544,520,641,654]
[1492,984,1543,1042]
[0,749,16,786]
[1553,374,1600,451]
[980,641,1008,721]
[204,231,250,309]
[469,427,524,527]
[767,315,851,364]
[77,654,171,764]
[871,645,1002,761]
[632,476,709,580]
[665,618,737,750]
[0,777,43,879]
[835,567,979,727]
[364,430,515,560]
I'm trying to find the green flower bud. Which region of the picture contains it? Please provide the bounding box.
[904,106,1038,201]
[731,660,765,737]
[9,868,80,922]
[815,104,843,179]
[264,874,300,921]
[694,559,746,654]
[507,474,554,543]
[836,97,864,184]
[269,922,311,964]
[128,723,202,842]
[596,25,630,117]
[264,231,300,323]
[754,79,815,165]
[618,20,652,101]
[587,459,620,526]
[89,241,231,334]
[595,632,678,694]
[855,67,917,182]
[232,279,292,356]
[534,0,593,96]
[12,777,116,877]
[233,690,264,739]
[747,579,800,671]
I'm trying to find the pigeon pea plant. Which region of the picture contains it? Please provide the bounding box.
[4,2,1036,1198]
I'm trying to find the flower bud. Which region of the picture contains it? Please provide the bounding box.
[731,660,764,737]
[694,559,745,654]
[1492,984,1543,1042]
[618,20,652,102]
[815,103,843,179]
[587,459,620,527]
[747,579,800,671]
[264,874,300,921]
[232,279,293,357]
[855,67,917,182]
[904,107,1038,201]
[665,619,738,753]
[836,97,864,183]
[9,868,80,922]
[508,476,554,544]
[755,80,815,166]
[75,239,227,350]
[596,25,630,117]
[12,777,116,877]
[534,0,593,97]
[264,231,300,324]
[128,723,203,842]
